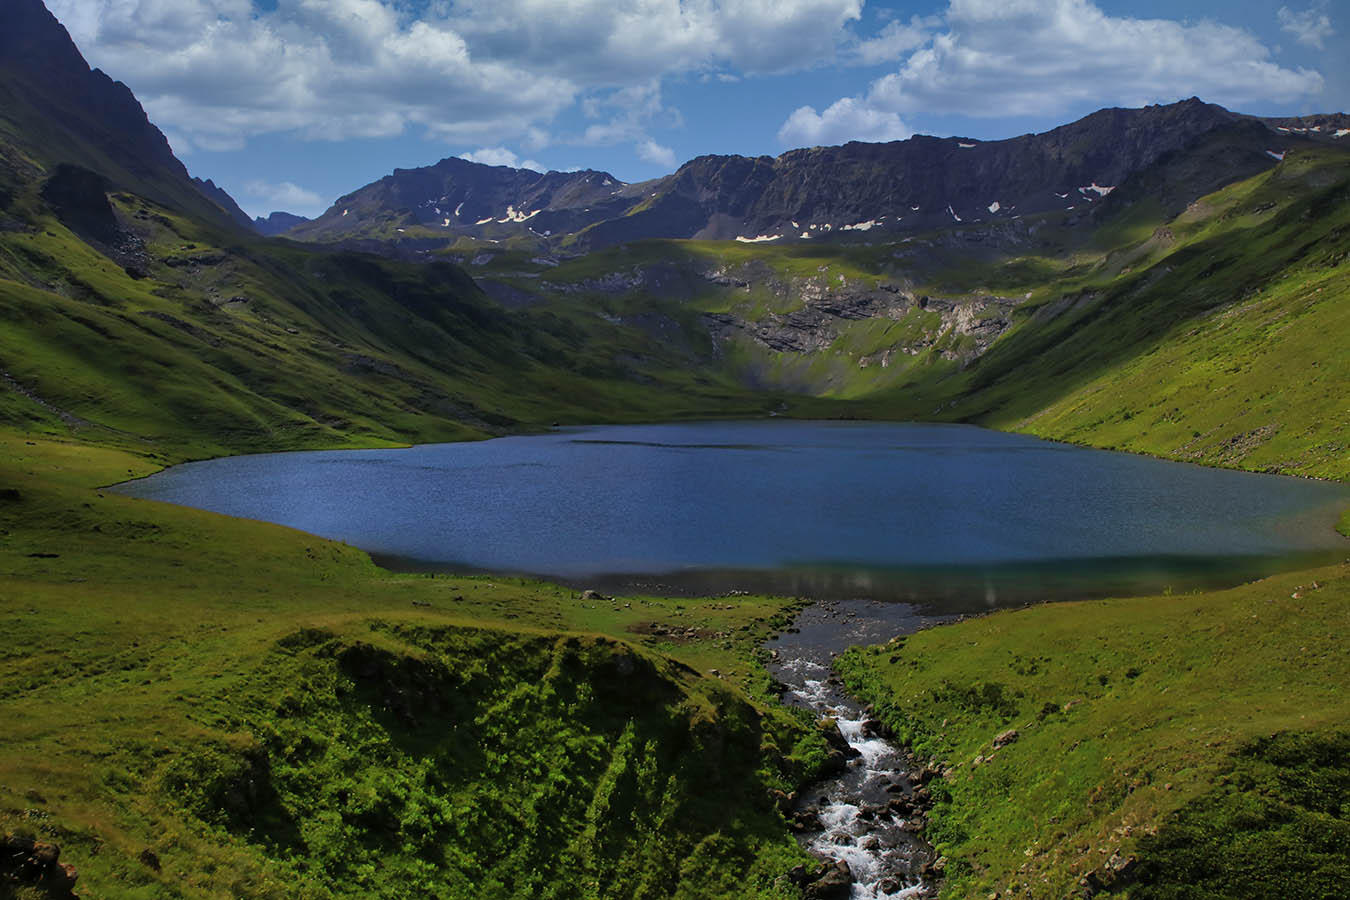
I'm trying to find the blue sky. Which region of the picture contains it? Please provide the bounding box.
[45,0,1346,219]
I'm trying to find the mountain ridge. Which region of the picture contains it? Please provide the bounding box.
[289,97,1347,255]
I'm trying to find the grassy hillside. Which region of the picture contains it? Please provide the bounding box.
[0,182,779,461]
[954,147,1350,480]
[0,431,835,900]
[837,566,1350,900]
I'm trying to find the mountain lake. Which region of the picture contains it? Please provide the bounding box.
[112,421,1349,611]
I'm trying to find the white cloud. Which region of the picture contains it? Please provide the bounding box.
[521,127,552,151]
[779,97,911,147]
[46,0,577,152]
[890,0,1322,115]
[45,0,864,153]
[636,139,677,168]
[451,0,863,79]
[572,81,681,170]
[853,16,938,66]
[1278,3,1335,50]
[459,147,546,171]
[784,0,1326,142]
[242,179,327,218]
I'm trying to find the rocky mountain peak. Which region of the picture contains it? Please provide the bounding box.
[0,0,242,229]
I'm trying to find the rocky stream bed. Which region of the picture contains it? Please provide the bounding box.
[767,598,955,899]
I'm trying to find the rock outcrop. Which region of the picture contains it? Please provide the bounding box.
[1,834,79,898]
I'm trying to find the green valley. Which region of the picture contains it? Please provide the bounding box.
[1,2,1348,897]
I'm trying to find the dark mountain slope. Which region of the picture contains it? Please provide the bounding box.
[635,99,1278,241]
[291,157,634,245]
[0,0,242,230]
[194,176,257,230]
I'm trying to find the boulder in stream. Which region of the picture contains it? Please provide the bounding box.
[805,859,853,900]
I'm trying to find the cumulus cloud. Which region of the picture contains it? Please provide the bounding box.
[45,0,864,155]
[784,0,1326,144]
[853,16,938,66]
[1278,3,1335,50]
[459,147,546,171]
[242,179,327,217]
[47,0,575,153]
[451,0,863,79]
[779,97,911,147]
[636,139,677,168]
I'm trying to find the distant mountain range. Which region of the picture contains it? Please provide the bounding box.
[276,99,1349,253]
[4,0,1345,260]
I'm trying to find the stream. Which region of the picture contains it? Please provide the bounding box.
[767,598,955,899]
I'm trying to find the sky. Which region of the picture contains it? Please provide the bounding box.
[44,0,1348,220]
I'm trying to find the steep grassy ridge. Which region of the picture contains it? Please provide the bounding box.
[957,147,1350,479]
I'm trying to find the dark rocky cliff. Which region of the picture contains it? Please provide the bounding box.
[253,210,312,236]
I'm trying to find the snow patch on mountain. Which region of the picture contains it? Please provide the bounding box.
[498,206,541,223]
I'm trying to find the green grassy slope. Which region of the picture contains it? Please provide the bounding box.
[836,566,1350,900]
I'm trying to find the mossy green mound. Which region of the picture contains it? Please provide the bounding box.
[1131,730,1350,900]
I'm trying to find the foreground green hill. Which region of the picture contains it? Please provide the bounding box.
[0,432,832,899]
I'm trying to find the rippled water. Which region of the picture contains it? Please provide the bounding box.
[113,421,1348,607]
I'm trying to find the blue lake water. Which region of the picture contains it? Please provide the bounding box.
[113,422,1348,608]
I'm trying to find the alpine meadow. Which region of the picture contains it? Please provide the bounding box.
[1,1,1347,899]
